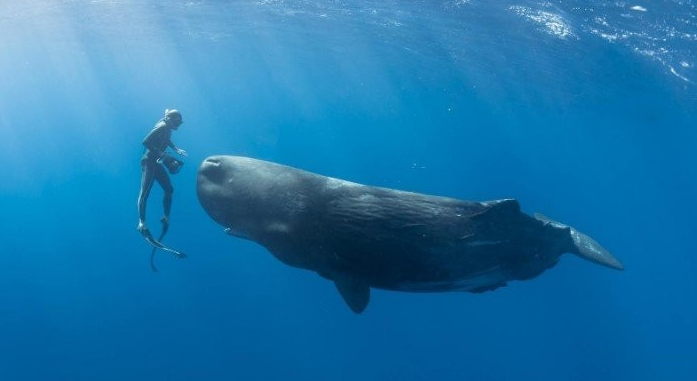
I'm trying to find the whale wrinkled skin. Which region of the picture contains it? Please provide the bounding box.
[197,155,623,314]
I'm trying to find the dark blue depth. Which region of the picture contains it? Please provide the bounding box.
[0,1,695,380]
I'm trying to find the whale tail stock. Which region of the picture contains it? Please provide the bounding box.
[534,214,624,271]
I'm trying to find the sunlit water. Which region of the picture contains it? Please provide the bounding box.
[0,1,695,380]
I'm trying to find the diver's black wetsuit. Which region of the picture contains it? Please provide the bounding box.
[137,120,175,224]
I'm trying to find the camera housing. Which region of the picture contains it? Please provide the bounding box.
[161,154,184,174]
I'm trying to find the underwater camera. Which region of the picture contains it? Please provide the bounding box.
[160,153,184,174]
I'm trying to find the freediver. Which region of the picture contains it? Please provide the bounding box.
[136,109,188,259]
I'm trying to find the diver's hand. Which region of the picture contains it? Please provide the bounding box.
[176,148,188,157]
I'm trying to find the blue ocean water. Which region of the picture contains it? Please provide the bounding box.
[0,1,695,380]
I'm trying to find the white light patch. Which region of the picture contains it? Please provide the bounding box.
[266,222,290,233]
[510,6,575,39]
[630,5,648,12]
[325,177,360,190]
[399,266,505,292]
[466,240,504,247]
[669,66,692,83]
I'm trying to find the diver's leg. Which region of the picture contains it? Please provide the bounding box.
[137,160,156,231]
[154,165,174,224]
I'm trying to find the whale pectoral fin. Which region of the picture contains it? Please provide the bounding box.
[333,273,370,314]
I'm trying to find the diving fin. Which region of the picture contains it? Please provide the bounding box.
[535,213,623,270]
[333,272,370,314]
[149,218,173,272]
[140,227,187,259]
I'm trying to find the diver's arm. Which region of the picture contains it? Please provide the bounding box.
[169,141,188,157]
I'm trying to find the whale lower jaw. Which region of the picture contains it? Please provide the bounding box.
[389,268,509,293]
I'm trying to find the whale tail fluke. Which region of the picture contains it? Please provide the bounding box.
[534,213,624,271]
[569,227,624,270]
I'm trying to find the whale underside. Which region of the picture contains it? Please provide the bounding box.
[197,155,623,313]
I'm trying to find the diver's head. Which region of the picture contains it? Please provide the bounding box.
[164,109,183,129]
